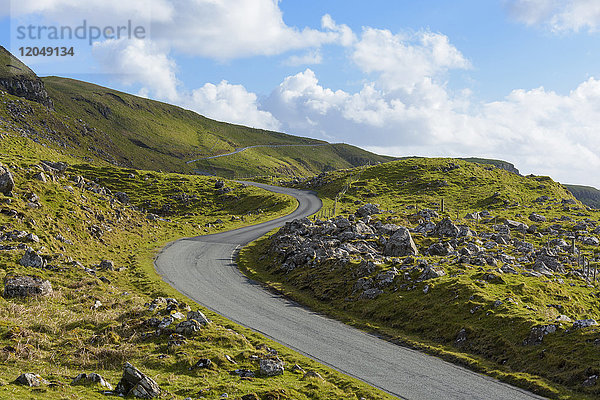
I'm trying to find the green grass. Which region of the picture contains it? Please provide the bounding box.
[239,158,600,399]
[0,134,392,400]
[0,46,37,78]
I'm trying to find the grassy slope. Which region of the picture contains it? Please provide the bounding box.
[34,76,391,176]
[0,47,37,78]
[239,158,600,399]
[0,133,390,400]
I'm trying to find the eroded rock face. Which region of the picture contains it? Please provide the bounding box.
[4,275,52,297]
[0,76,54,109]
[115,363,161,399]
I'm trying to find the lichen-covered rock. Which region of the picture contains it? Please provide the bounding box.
[187,310,210,325]
[15,373,48,387]
[383,226,418,256]
[4,275,52,297]
[523,325,556,345]
[573,319,598,329]
[259,358,284,376]
[19,248,46,268]
[175,319,202,335]
[432,218,460,237]
[115,363,161,399]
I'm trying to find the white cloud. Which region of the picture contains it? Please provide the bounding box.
[352,28,470,93]
[507,0,600,32]
[283,50,323,66]
[93,39,180,102]
[8,0,353,60]
[264,69,600,186]
[186,80,280,131]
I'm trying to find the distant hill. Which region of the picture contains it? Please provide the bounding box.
[565,184,600,209]
[0,46,392,177]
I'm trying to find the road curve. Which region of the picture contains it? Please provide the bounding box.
[155,182,545,400]
[186,143,329,164]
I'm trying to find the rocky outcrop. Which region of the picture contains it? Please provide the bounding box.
[0,76,53,109]
[71,372,113,390]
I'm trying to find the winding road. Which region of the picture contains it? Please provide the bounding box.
[186,143,329,164]
[155,182,545,400]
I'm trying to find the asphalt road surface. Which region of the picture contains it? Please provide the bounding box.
[155,182,546,400]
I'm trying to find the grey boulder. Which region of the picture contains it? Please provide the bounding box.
[383,226,418,256]
[115,363,161,399]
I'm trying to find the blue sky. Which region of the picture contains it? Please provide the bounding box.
[2,0,600,187]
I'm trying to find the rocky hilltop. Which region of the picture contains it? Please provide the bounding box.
[0,46,54,109]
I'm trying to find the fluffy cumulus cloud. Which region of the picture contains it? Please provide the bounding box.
[186,81,281,130]
[507,0,600,32]
[7,0,353,60]
[262,26,600,186]
[93,39,180,102]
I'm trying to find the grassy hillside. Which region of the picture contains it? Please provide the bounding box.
[0,47,37,78]
[0,50,392,177]
[0,132,391,399]
[240,158,600,399]
[565,185,600,209]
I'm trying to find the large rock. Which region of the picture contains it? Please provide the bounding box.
[259,358,284,376]
[0,163,14,196]
[15,373,48,387]
[175,319,202,335]
[4,275,52,297]
[115,363,161,399]
[19,248,46,268]
[383,226,418,256]
[432,218,460,237]
[114,192,130,204]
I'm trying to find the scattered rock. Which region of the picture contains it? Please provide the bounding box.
[115,362,161,399]
[115,192,130,204]
[523,325,556,345]
[360,288,383,299]
[303,370,324,380]
[71,373,113,390]
[192,359,212,369]
[259,358,284,377]
[175,319,202,335]
[455,328,467,346]
[33,172,47,183]
[583,375,598,387]
[4,275,52,297]
[573,319,598,329]
[529,213,546,222]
